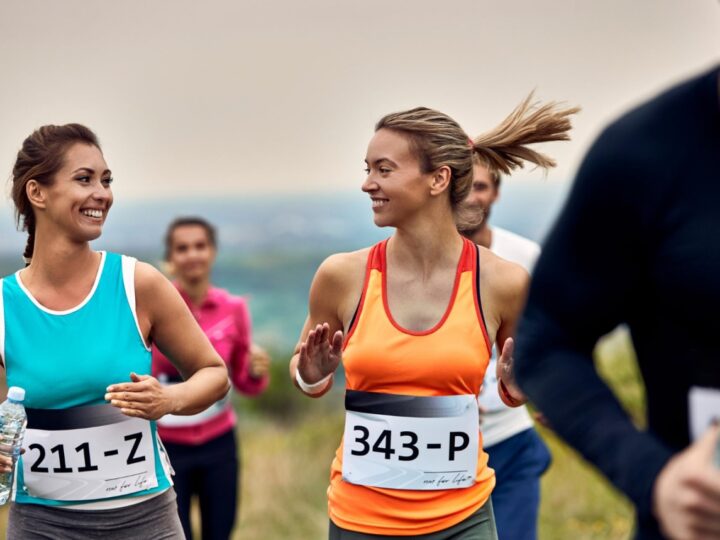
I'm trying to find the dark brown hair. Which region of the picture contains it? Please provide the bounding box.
[375,92,580,230]
[164,217,218,261]
[11,124,100,263]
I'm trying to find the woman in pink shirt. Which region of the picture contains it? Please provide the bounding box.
[152,217,270,540]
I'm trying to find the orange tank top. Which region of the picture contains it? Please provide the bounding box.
[328,237,495,536]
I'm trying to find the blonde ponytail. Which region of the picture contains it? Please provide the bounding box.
[471,92,580,175]
[375,93,579,231]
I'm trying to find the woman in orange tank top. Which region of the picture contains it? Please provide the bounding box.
[289,97,577,539]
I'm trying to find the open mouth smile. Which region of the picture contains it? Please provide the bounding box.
[81,208,104,219]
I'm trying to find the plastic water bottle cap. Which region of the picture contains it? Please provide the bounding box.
[7,387,25,402]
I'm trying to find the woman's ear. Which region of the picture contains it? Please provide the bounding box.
[429,165,452,196]
[26,180,48,210]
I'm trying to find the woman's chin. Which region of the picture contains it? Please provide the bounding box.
[73,226,103,243]
[372,215,394,229]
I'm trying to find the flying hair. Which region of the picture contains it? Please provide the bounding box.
[375,93,580,230]
[471,91,581,175]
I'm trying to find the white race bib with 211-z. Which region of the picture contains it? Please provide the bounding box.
[21,403,158,501]
[342,391,479,490]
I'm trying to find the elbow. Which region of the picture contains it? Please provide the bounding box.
[214,362,231,400]
[220,376,231,399]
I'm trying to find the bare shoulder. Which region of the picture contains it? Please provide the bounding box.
[313,248,369,292]
[133,261,174,298]
[479,246,530,300]
[135,261,179,306]
[127,262,181,339]
[309,248,370,327]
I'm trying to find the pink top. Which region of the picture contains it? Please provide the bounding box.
[152,285,268,445]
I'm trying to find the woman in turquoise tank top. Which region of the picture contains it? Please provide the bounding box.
[0,124,230,539]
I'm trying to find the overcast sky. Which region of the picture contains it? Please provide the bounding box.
[0,0,718,211]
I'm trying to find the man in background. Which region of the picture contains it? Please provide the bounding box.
[463,160,551,540]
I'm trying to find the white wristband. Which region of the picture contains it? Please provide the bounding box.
[295,369,332,395]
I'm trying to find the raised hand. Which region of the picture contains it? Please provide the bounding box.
[297,322,343,385]
[105,372,176,420]
[496,337,527,407]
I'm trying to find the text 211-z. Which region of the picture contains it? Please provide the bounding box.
[28,432,146,473]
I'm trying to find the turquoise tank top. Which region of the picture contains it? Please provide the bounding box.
[0,251,172,506]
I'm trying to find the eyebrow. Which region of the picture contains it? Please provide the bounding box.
[364,158,397,167]
[72,167,112,176]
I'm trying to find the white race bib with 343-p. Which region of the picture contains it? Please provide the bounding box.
[21,404,158,501]
[342,391,479,490]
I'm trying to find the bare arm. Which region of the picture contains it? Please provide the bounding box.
[289,251,365,398]
[106,262,229,419]
[481,251,530,407]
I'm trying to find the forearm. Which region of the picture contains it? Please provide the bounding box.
[166,364,230,415]
[515,319,673,519]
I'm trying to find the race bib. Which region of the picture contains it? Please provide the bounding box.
[22,404,158,501]
[688,386,720,441]
[342,391,479,490]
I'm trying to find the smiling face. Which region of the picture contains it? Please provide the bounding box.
[33,143,113,243]
[167,224,216,283]
[362,128,434,228]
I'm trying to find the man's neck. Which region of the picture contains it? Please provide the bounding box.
[468,225,493,249]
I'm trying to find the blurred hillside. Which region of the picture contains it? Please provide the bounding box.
[0,183,570,348]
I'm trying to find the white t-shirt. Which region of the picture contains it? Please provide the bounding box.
[479,227,540,448]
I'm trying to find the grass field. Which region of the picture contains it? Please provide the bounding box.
[0,329,644,539]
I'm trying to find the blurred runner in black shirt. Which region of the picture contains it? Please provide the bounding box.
[515,66,720,539]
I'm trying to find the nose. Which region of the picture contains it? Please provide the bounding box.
[91,180,112,204]
[465,191,479,205]
[362,174,378,193]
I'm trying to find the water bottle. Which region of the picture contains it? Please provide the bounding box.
[0,387,27,505]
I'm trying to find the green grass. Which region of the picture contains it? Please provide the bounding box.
[535,328,643,540]
[0,328,645,539]
[235,408,344,539]
[538,427,634,539]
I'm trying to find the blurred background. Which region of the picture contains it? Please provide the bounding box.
[1,1,718,537]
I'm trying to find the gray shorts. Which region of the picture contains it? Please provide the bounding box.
[7,489,185,539]
[329,498,498,540]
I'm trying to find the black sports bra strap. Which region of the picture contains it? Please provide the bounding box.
[475,244,489,332]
